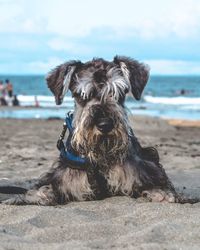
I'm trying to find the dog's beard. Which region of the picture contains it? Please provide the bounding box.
[71,126,129,167]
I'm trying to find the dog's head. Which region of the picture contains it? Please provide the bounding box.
[46,56,149,165]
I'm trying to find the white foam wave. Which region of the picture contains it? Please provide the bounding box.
[144,95,200,105]
[14,94,200,112]
[179,105,200,111]
[17,95,73,107]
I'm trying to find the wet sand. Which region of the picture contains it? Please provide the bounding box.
[0,116,200,250]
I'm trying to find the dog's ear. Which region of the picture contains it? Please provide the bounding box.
[46,60,82,105]
[114,56,150,100]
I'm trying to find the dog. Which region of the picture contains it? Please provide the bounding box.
[2,56,180,205]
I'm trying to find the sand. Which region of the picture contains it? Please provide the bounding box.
[0,116,200,250]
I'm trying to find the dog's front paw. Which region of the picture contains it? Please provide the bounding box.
[141,189,176,203]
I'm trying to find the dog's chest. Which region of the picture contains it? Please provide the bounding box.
[99,163,138,196]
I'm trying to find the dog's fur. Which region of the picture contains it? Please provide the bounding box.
[3,56,179,205]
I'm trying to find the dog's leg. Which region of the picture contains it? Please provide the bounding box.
[128,157,178,202]
[2,159,94,205]
[2,185,56,205]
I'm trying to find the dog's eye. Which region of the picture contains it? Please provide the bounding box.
[124,88,129,94]
[73,92,86,100]
[73,93,87,106]
[118,94,126,105]
[73,91,94,106]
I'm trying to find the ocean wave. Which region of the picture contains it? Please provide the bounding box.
[14,95,200,110]
[17,95,73,107]
[144,95,200,105]
[179,105,200,111]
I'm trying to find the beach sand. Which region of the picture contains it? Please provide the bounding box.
[0,116,200,250]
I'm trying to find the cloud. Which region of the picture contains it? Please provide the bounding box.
[0,0,46,34]
[0,0,200,74]
[1,57,199,75]
[0,57,63,74]
[47,38,92,55]
[1,0,200,39]
[41,0,200,40]
[27,57,64,73]
[146,60,200,75]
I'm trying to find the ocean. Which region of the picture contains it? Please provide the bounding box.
[0,75,200,120]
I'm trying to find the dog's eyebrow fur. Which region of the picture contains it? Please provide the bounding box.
[74,73,94,100]
[101,67,130,102]
[73,67,130,103]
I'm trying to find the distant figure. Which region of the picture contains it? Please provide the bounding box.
[34,96,39,107]
[176,89,191,96]
[12,95,20,106]
[0,97,7,106]
[0,80,4,95]
[0,80,7,106]
[5,79,13,98]
[180,89,186,95]
[0,80,6,97]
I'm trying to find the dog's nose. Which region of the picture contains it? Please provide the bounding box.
[96,118,114,133]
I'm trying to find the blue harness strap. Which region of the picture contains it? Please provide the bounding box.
[57,112,88,167]
[65,111,73,133]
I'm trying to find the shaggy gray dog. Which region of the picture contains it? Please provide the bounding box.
[2,56,179,205]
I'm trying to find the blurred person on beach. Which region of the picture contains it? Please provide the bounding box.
[175,89,192,96]
[12,95,20,106]
[5,79,13,98]
[0,80,4,94]
[0,80,7,97]
[34,96,40,107]
[0,80,8,106]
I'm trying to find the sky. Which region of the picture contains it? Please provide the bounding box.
[0,0,200,75]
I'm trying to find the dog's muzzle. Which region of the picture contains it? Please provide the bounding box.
[90,104,114,133]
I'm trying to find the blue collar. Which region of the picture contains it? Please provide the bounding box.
[57,112,88,168]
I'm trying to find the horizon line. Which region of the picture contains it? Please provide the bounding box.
[0,73,200,77]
